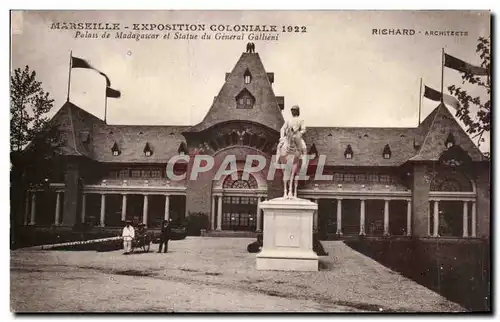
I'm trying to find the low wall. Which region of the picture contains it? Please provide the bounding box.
[345,237,490,312]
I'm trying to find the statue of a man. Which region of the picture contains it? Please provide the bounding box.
[277,105,307,156]
[275,105,307,198]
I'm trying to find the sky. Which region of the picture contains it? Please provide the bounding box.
[11,10,491,151]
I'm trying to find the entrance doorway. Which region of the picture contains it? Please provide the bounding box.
[221,196,258,231]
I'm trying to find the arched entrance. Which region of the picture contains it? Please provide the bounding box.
[222,171,259,231]
[428,167,477,237]
[212,168,268,232]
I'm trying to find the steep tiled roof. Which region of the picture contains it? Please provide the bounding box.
[49,89,485,168]
[186,52,284,133]
[410,103,485,162]
[48,101,105,157]
[91,124,190,163]
[304,126,420,166]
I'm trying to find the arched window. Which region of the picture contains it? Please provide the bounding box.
[244,69,252,84]
[223,171,258,189]
[430,168,473,192]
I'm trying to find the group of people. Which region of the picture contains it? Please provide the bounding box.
[121,219,172,255]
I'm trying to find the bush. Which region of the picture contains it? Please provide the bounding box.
[185,212,209,236]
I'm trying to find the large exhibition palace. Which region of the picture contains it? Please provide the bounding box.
[17,47,490,240]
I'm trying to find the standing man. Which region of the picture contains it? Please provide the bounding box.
[158,220,171,253]
[122,220,135,255]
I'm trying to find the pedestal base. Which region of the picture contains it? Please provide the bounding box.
[256,249,318,271]
[256,197,319,272]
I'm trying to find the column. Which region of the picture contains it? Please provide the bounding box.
[462,201,469,237]
[143,194,149,226]
[210,195,215,230]
[336,198,342,236]
[313,198,318,231]
[433,200,440,237]
[100,194,106,227]
[256,198,261,232]
[81,193,86,223]
[359,199,366,235]
[471,201,477,237]
[24,193,30,226]
[383,199,390,236]
[427,204,431,236]
[216,196,222,231]
[54,192,61,226]
[121,194,127,221]
[164,194,170,222]
[29,193,36,225]
[406,200,412,236]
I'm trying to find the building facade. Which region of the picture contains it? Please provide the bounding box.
[17,48,490,240]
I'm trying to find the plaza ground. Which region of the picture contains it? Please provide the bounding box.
[11,237,465,312]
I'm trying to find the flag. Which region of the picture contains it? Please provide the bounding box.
[71,56,93,69]
[72,56,112,86]
[444,53,489,76]
[106,87,121,98]
[423,85,460,110]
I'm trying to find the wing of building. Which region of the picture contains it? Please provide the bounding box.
[15,47,490,240]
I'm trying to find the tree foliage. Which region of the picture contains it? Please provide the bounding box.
[10,65,62,183]
[448,37,490,148]
[10,65,55,152]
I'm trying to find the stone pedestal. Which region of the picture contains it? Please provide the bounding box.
[256,197,318,271]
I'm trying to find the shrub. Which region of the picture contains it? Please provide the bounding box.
[185,212,209,236]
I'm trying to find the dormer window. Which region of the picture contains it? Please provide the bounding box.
[144,142,153,157]
[344,145,353,159]
[308,144,318,159]
[445,133,455,149]
[383,144,391,159]
[178,142,188,155]
[244,69,252,84]
[111,142,120,156]
[81,131,90,144]
[235,88,255,109]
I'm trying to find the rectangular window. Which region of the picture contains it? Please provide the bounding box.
[151,170,162,178]
[239,98,244,104]
[246,98,252,105]
[333,173,343,182]
[367,174,379,182]
[355,174,366,182]
[380,175,391,184]
[344,174,354,182]
[141,170,151,177]
[119,169,129,178]
[131,170,141,178]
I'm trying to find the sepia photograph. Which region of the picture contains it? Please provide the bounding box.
[9,9,491,313]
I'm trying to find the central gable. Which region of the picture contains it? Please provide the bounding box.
[411,103,484,162]
[186,52,284,133]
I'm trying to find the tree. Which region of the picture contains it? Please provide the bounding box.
[10,65,55,152]
[10,66,61,235]
[448,37,491,148]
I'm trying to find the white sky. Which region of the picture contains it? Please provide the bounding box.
[11,10,490,151]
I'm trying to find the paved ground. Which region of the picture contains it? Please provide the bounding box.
[11,238,465,312]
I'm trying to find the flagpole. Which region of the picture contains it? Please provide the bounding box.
[440,48,444,104]
[418,77,422,125]
[67,50,72,102]
[104,88,108,124]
